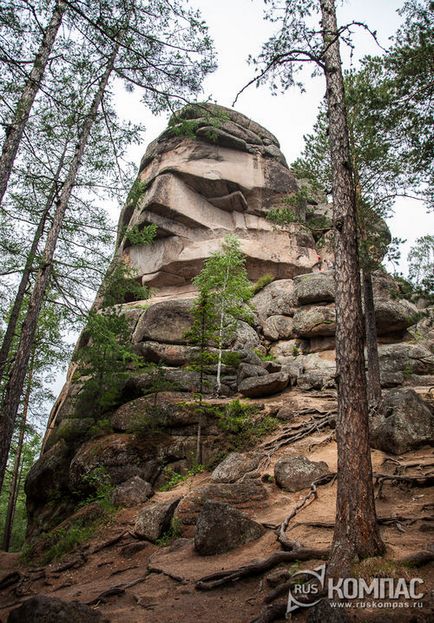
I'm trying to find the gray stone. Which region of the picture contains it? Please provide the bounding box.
[137,341,195,366]
[298,369,336,390]
[238,372,289,397]
[229,320,260,351]
[194,500,265,555]
[270,339,306,358]
[112,476,153,507]
[263,315,294,341]
[370,388,434,455]
[264,360,282,373]
[375,299,419,335]
[274,456,330,492]
[132,299,193,344]
[252,279,297,321]
[294,271,335,305]
[378,343,434,376]
[134,498,181,542]
[211,452,264,483]
[237,363,268,384]
[7,596,108,623]
[293,305,336,338]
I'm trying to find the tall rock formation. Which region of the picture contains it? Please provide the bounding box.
[25,104,434,540]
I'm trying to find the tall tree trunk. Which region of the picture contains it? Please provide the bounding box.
[0,142,70,386]
[2,358,33,551]
[363,269,382,405]
[0,43,120,492]
[0,0,66,208]
[319,0,385,574]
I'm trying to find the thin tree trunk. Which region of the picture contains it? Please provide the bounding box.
[216,269,229,395]
[0,142,70,386]
[2,358,33,551]
[0,43,120,492]
[0,0,67,208]
[363,269,382,404]
[319,0,385,574]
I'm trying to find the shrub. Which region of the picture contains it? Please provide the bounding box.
[252,274,274,294]
[156,517,182,546]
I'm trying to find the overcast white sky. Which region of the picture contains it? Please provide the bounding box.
[114,0,433,273]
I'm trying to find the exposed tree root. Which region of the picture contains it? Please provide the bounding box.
[399,549,434,567]
[277,473,336,549]
[260,414,336,454]
[196,545,329,591]
[85,574,149,605]
[250,602,286,623]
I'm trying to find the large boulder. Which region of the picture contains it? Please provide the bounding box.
[134,498,181,542]
[211,452,264,483]
[374,299,419,335]
[252,279,297,321]
[175,480,268,530]
[292,305,336,337]
[194,500,265,555]
[238,372,289,397]
[7,596,108,623]
[132,299,193,344]
[294,271,335,305]
[136,341,195,366]
[262,315,294,341]
[274,456,330,491]
[378,343,434,376]
[237,363,268,384]
[370,388,434,454]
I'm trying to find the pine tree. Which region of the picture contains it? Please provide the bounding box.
[246,0,386,573]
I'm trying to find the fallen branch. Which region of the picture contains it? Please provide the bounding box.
[374,473,434,487]
[147,563,188,584]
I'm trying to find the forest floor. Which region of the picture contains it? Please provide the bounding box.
[0,388,433,623]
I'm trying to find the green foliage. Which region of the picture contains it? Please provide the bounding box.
[80,467,115,514]
[39,522,97,565]
[254,349,276,362]
[188,235,253,394]
[156,517,182,547]
[158,464,205,492]
[168,104,230,142]
[123,223,157,246]
[407,235,434,296]
[292,345,300,357]
[0,430,41,551]
[127,405,170,438]
[266,207,297,227]
[125,179,148,209]
[86,418,113,439]
[75,257,154,417]
[252,274,274,294]
[216,399,279,449]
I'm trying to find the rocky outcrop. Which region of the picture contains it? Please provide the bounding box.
[28,104,434,541]
[194,500,265,555]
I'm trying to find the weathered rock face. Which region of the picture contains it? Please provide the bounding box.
[120,103,319,293]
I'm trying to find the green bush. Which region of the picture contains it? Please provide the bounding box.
[156,517,182,547]
[252,274,274,294]
[266,207,297,227]
[159,464,205,492]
